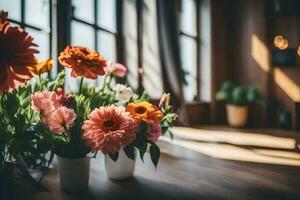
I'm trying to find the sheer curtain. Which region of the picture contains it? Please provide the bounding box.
[123,0,163,99]
[123,0,139,90]
[120,0,189,123]
[142,0,163,99]
[156,0,188,124]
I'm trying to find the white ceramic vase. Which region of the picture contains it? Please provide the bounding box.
[105,149,136,180]
[226,104,248,127]
[56,155,90,192]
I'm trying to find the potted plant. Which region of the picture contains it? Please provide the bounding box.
[82,89,177,180]
[216,81,264,127]
[1,10,178,192]
[30,46,132,191]
[0,11,57,198]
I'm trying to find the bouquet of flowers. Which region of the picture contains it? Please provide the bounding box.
[0,10,57,198]
[31,45,177,166]
[0,9,177,192]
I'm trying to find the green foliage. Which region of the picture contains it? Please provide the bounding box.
[52,94,90,159]
[216,81,264,106]
[109,152,119,161]
[123,143,135,160]
[32,71,65,92]
[125,93,177,167]
[150,143,160,167]
[0,85,54,170]
[81,84,118,109]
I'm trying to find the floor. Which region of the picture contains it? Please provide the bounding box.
[35,126,300,200]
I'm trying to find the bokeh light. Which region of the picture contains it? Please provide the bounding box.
[274,35,288,50]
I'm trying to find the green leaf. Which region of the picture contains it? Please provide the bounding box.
[232,86,248,105]
[247,86,264,105]
[109,152,119,162]
[139,143,148,162]
[221,80,235,92]
[168,130,174,140]
[6,92,19,117]
[123,144,135,160]
[150,143,160,167]
[216,91,228,101]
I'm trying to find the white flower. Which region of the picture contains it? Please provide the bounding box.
[114,84,134,103]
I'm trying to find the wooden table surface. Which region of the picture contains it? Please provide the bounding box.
[35,127,300,200]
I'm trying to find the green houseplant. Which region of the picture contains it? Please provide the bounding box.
[216,81,264,127]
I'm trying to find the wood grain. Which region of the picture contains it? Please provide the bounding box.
[34,127,300,200]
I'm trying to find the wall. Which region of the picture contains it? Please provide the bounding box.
[211,0,300,128]
[210,0,232,123]
[230,0,269,126]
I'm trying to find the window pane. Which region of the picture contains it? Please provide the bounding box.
[27,28,50,60]
[25,0,50,30]
[180,36,197,101]
[10,22,20,27]
[180,0,197,36]
[97,31,116,61]
[97,0,116,32]
[71,21,95,49]
[0,0,21,21]
[72,0,94,24]
[123,0,138,89]
[70,21,96,90]
[142,0,163,98]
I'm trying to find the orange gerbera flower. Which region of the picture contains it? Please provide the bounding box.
[0,11,38,92]
[58,46,108,79]
[126,101,163,124]
[29,58,53,75]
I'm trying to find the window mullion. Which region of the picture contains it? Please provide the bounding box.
[49,0,53,59]
[56,0,72,72]
[136,0,144,94]
[94,0,98,51]
[115,0,125,83]
[196,0,201,101]
[21,0,25,28]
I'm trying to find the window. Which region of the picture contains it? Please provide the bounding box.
[179,0,201,102]
[66,0,118,90]
[123,0,163,98]
[0,0,52,60]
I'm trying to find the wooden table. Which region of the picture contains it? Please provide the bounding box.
[35,127,300,200]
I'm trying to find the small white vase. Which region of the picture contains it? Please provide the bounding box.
[56,155,90,192]
[105,149,136,180]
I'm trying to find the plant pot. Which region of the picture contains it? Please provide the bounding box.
[56,155,90,192]
[105,149,136,180]
[226,104,248,127]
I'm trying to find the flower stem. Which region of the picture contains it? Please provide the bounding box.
[38,74,43,90]
[101,75,108,92]
[79,77,84,94]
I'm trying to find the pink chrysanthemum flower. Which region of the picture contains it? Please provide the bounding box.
[146,124,162,142]
[104,63,127,77]
[47,106,77,134]
[31,91,61,115]
[82,105,137,154]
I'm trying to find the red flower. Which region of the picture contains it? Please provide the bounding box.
[58,46,108,79]
[0,11,39,92]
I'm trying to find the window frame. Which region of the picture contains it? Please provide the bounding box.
[6,0,53,59]
[179,0,201,101]
[70,0,121,61]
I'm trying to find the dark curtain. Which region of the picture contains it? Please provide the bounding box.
[156,0,187,124]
